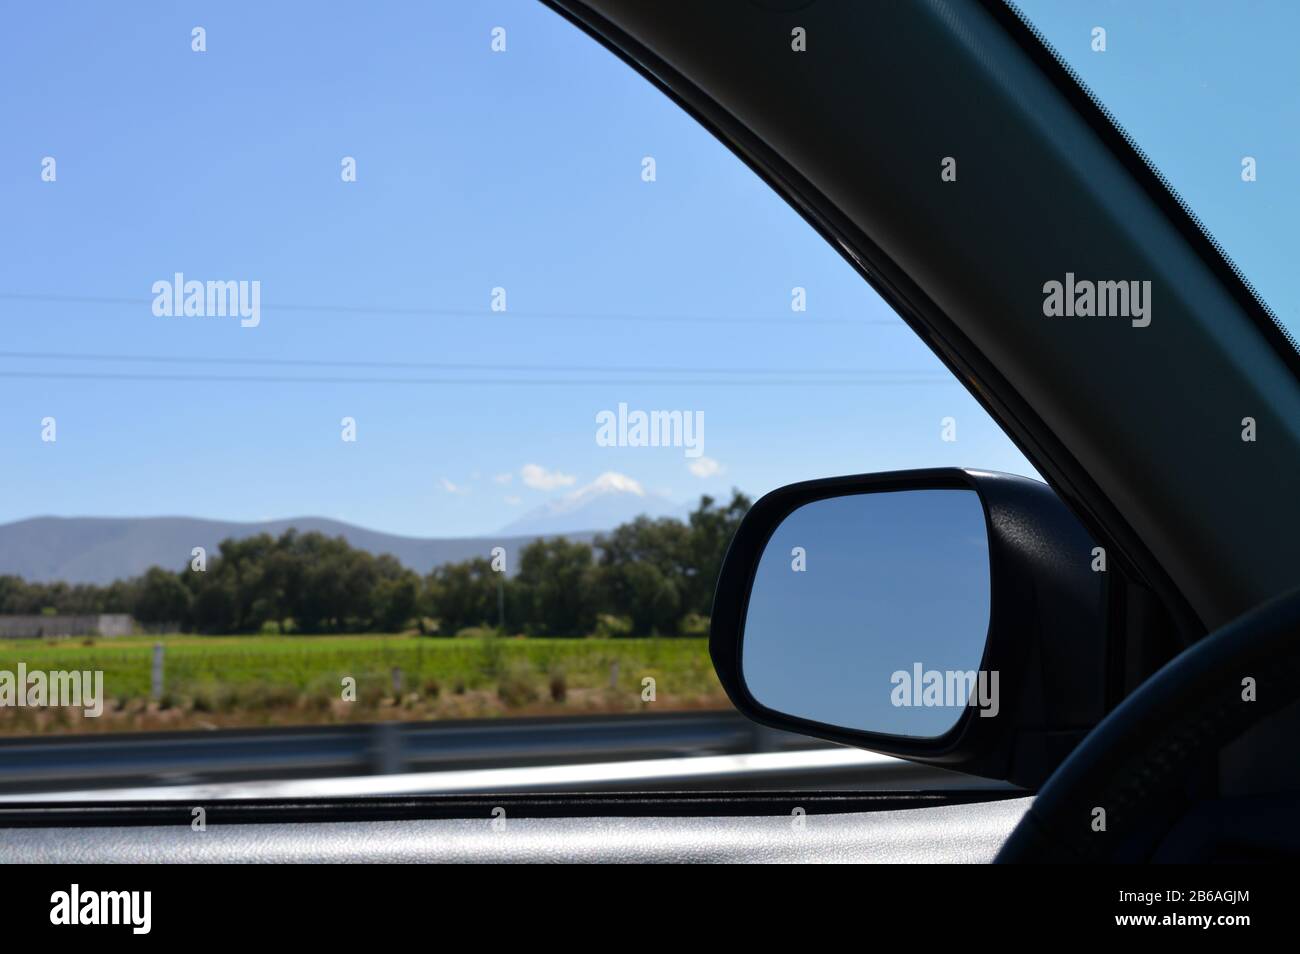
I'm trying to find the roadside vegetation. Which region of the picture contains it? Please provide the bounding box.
[0,634,726,734]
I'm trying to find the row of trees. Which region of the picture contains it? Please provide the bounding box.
[0,492,751,637]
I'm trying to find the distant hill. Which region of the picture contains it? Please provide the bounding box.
[0,516,597,585]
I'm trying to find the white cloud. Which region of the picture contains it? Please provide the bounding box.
[521,463,577,491]
[504,495,522,506]
[440,477,469,495]
[492,472,513,485]
[688,456,724,478]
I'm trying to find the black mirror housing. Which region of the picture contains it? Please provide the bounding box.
[709,468,1109,789]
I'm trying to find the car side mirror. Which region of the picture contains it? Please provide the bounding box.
[709,468,1111,788]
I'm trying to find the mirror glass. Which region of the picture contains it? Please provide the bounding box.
[741,488,992,739]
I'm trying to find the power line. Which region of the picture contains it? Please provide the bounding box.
[0,369,957,387]
[0,292,902,326]
[0,349,948,378]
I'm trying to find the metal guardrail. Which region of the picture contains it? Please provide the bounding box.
[0,710,836,795]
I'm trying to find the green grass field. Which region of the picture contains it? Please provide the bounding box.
[0,634,727,734]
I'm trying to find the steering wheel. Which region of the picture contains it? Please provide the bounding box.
[997,586,1300,862]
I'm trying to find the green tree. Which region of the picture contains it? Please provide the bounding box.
[370,555,419,632]
[425,557,504,635]
[515,538,597,636]
[594,516,691,635]
[134,567,191,624]
[683,489,752,617]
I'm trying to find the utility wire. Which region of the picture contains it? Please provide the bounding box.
[0,349,948,377]
[0,292,902,326]
[0,369,956,387]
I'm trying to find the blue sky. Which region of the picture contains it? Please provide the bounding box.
[0,1,1292,538]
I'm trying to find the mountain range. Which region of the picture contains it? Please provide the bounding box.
[0,471,688,584]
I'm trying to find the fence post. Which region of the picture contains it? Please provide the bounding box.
[151,642,164,700]
[497,575,505,632]
[370,722,403,775]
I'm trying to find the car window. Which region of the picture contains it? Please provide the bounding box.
[1013,0,1300,354]
[0,0,1034,797]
